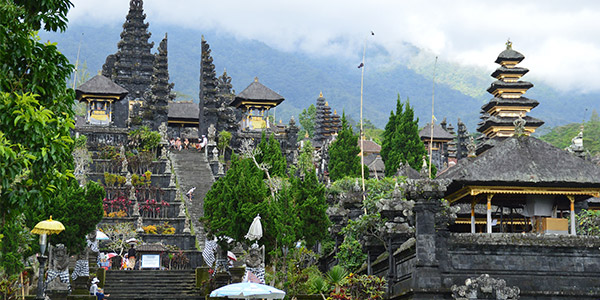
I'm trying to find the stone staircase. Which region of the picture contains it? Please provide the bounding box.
[170,149,214,250]
[103,270,200,300]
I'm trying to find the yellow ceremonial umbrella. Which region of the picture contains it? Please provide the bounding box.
[31,216,65,235]
[31,216,65,256]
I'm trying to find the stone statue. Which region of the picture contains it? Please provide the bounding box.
[46,244,70,290]
[178,201,186,217]
[217,161,225,176]
[183,217,191,233]
[136,217,144,233]
[158,122,168,144]
[169,173,176,187]
[451,274,520,300]
[161,146,168,160]
[245,244,265,269]
[467,136,477,157]
[121,157,128,174]
[165,157,172,174]
[207,124,217,146]
[126,172,133,187]
[212,147,219,162]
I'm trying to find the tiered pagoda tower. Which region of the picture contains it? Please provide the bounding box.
[144,34,175,130]
[476,40,544,153]
[313,92,341,148]
[456,119,470,160]
[198,36,219,137]
[102,0,155,128]
[216,69,240,134]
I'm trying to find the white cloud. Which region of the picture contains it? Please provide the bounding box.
[67,0,600,92]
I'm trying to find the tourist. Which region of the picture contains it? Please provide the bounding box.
[199,135,207,151]
[184,138,189,150]
[95,288,110,300]
[175,137,182,151]
[89,277,99,295]
[169,138,175,150]
[127,244,136,270]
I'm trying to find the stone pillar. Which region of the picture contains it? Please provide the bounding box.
[568,195,576,235]
[405,178,449,297]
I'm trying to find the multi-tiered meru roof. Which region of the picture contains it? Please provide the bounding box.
[477,41,544,154]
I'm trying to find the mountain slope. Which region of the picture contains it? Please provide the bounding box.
[40,23,600,132]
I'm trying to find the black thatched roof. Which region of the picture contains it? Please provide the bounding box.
[491,66,529,78]
[76,75,128,100]
[477,115,544,133]
[439,136,600,193]
[230,78,284,108]
[168,101,199,120]
[419,122,454,140]
[481,96,539,112]
[487,80,533,94]
[495,49,525,64]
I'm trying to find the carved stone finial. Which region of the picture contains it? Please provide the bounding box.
[165,156,172,174]
[169,173,176,187]
[420,156,429,178]
[254,77,259,82]
[161,146,168,160]
[218,161,225,175]
[178,201,186,217]
[467,136,477,157]
[513,115,526,136]
[158,122,168,144]
[132,200,140,217]
[506,38,512,50]
[207,124,217,145]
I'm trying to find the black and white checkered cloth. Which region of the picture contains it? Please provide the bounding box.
[46,269,70,285]
[87,239,99,253]
[246,267,265,284]
[71,259,89,281]
[202,239,217,267]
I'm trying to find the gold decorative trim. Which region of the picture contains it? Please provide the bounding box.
[446,186,600,203]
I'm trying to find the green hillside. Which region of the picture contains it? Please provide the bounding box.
[540,111,600,154]
[40,22,600,132]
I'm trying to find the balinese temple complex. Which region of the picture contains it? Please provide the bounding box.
[476,40,544,154]
[230,77,285,131]
[313,92,342,149]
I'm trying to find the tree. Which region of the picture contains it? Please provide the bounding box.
[291,161,330,249]
[329,113,362,181]
[256,132,287,177]
[298,104,316,139]
[0,0,76,276]
[381,96,427,176]
[203,155,271,249]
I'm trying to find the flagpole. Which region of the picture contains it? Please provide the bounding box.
[429,56,438,177]
[72,33,83,89]
[360,36,367,213]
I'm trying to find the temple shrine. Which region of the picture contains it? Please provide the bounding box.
[476,40,544,154]
[75,75,129,126]
[230,77,284,131]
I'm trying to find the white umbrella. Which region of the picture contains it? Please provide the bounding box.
[244,214,262,241]
[96,231,110,240]
[125,238,138,244]
[209,282,285,299]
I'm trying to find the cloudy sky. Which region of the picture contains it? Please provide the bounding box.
[67,0,600,93]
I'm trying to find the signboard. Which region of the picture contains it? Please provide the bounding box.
[141,254,160,269]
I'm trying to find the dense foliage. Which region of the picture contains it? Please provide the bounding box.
[0,0,77,277]
[256,132,287,177]
[329,113,362,181]
[576,210,600,236]
[540,111,600,155]
[381,96,427,176]
[298,104,316,139]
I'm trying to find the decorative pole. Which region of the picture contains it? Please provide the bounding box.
[359,31,374,213]
[429,56,438,177]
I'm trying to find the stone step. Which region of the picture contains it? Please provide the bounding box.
[104,270,200,300]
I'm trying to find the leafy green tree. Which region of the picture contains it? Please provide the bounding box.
[291,164,330,248]
[256,132,287,177]
[0,0,76,276]
[203,155,271,248]
[298,104,316,139]
[329,113,362,181]
[25,181,105,255]
[381,96,427,176]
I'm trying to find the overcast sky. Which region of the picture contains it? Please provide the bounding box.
[67,0,600,93]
